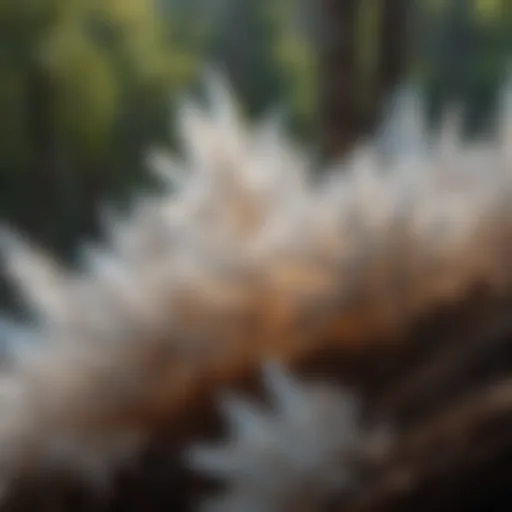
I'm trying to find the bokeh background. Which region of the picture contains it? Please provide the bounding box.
[0,0,510,312]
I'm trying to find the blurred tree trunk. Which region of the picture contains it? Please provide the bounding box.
[318,0,358,160]
[376,0,410,113]
[318,0,410,161]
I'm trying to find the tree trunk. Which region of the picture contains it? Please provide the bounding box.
[318,0,359,161]
[318,0,411,162]
[377,0,410,110]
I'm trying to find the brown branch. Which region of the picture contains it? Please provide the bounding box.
[344,378,512,511]
[372,296,512,422]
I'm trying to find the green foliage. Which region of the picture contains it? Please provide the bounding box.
[45,28,118,153]
[0,0,510,309]
[270,0,317,137]
[0,0,202,266]
[415,0,511,133]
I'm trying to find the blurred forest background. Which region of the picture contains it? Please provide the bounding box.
[0,0,510,312]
